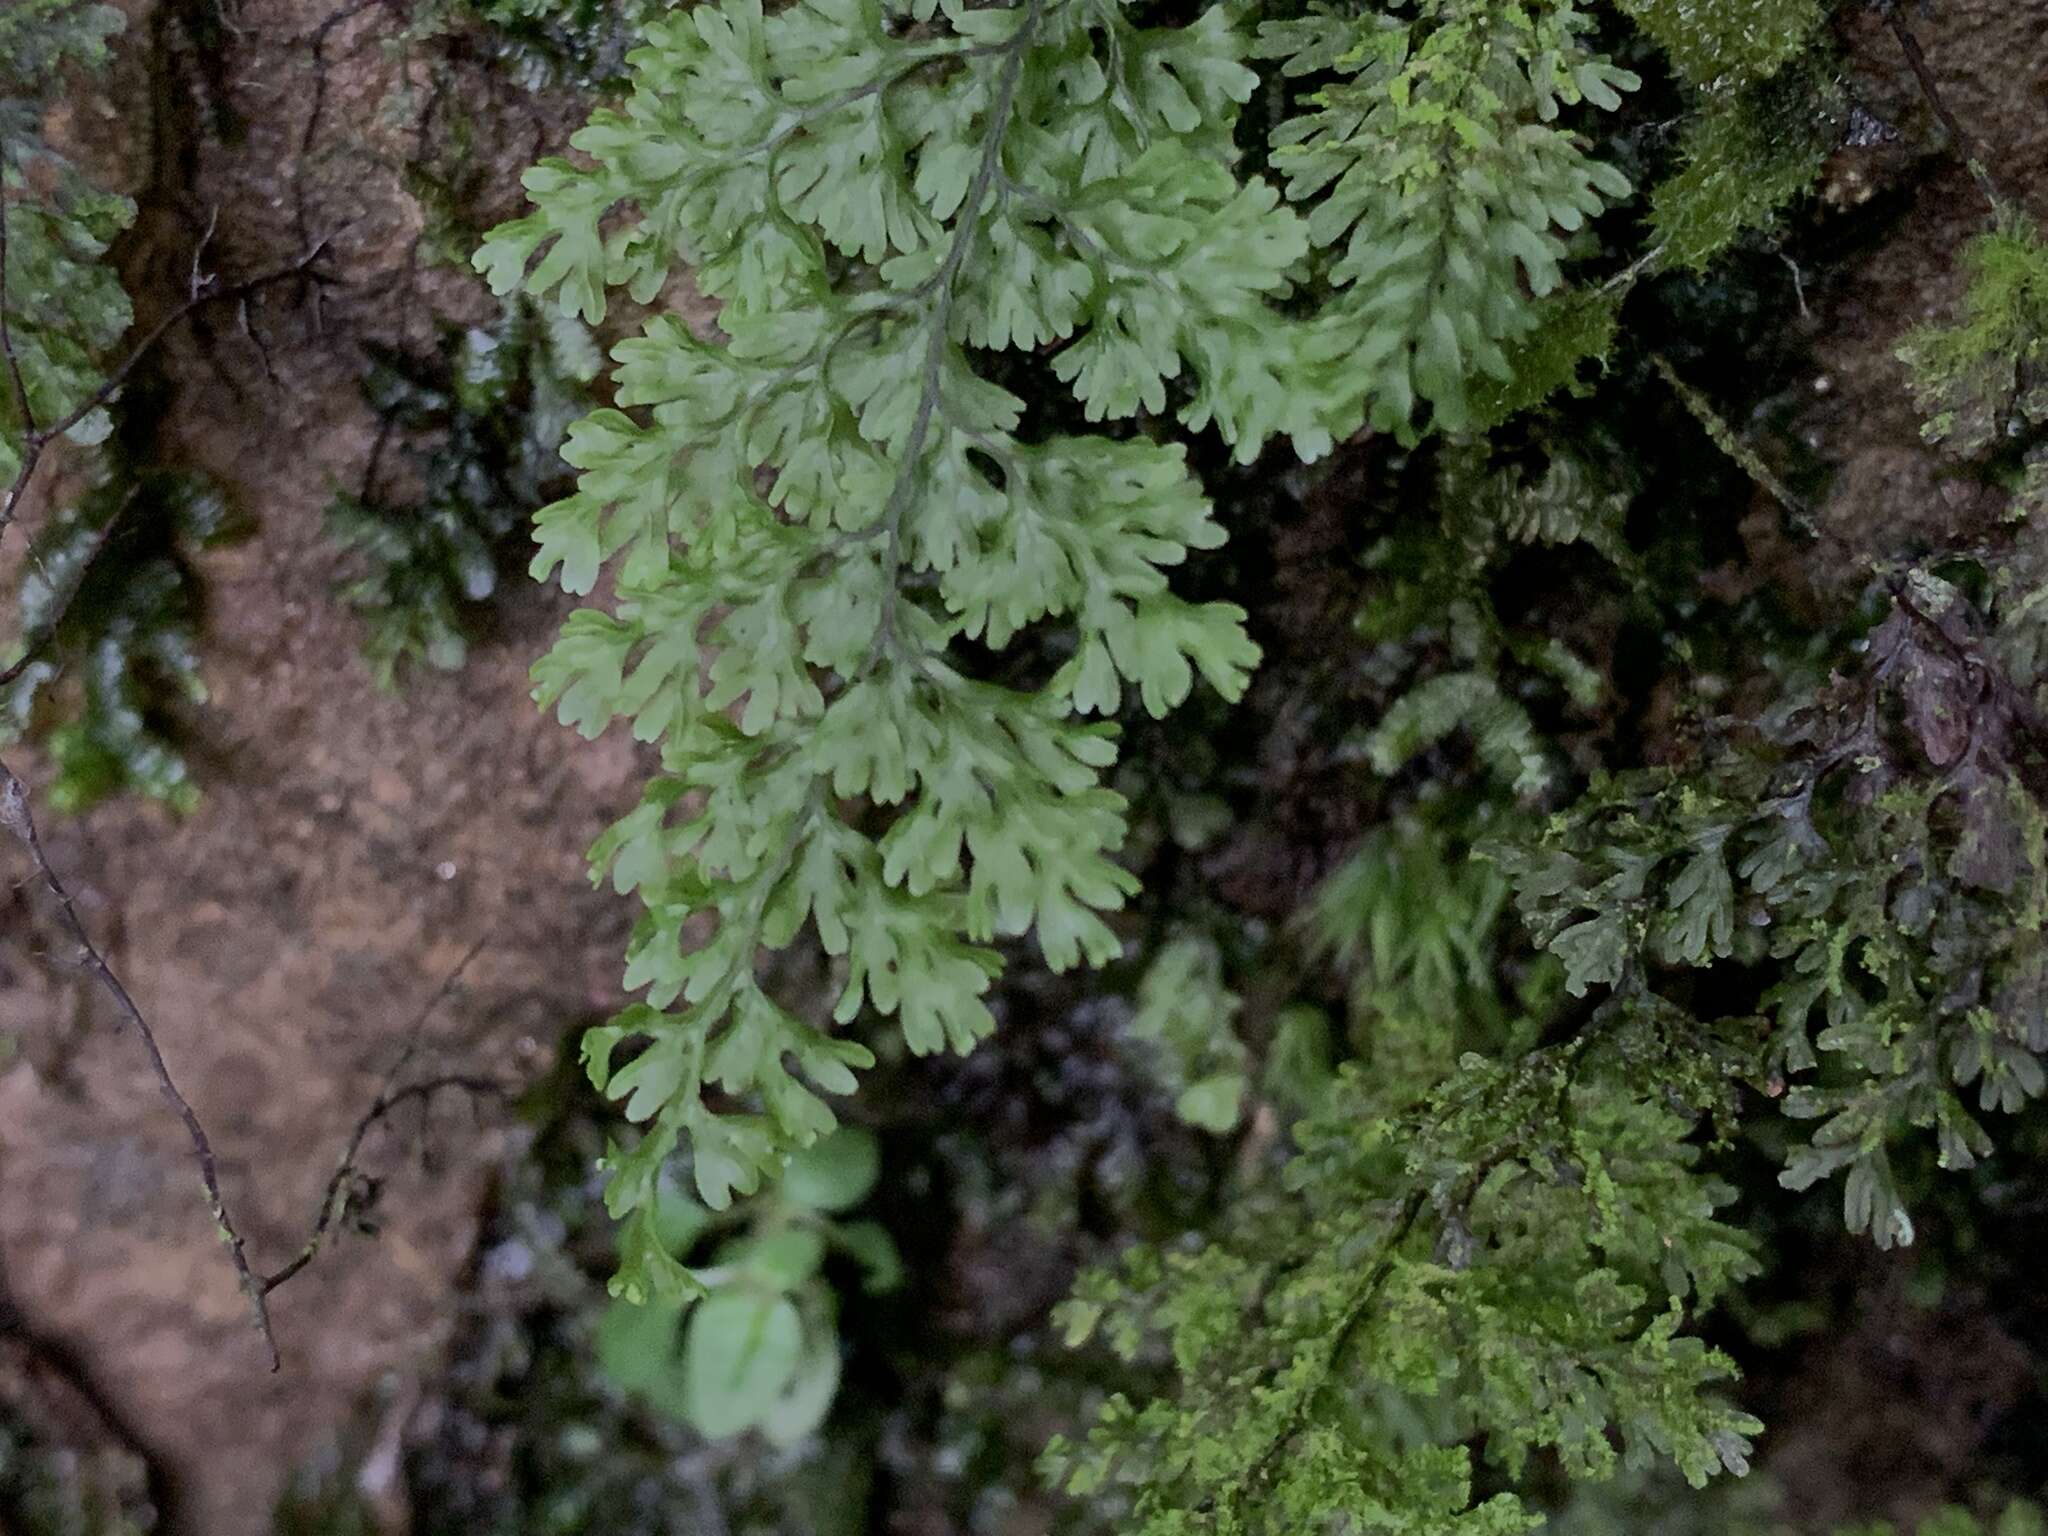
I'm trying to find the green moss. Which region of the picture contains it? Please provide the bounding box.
[1649,63,1840,274]
[1,1,244,814]
[1467,289,1623,431]
[1899,213,2048,455]
[1614,0,1829,87]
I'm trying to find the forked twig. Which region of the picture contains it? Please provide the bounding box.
[259,938,497,1295]
[0,770,496,1369]
[0,230,339,537]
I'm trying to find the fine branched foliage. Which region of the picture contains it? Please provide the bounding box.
[1257,0,1638,438]
[1047,564,2048,1531]
[1472,0,1839,411]
[479,0,1860,1497]
[1047,1029,1761,1535]
[423,0,676,89]
[1356,437,1628,797]
[1612,0,1825,93]
[1492,570,2048,1249]
[1648,56,1840,276]
[327,299,599,687]
[1302,811,1515,1088]
[1616,0,1840,277]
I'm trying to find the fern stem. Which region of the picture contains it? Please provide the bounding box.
[862,0,1047,677]
[1223,1189,1428,1519]
[1649,353,1817,529]
[728,37,994,174]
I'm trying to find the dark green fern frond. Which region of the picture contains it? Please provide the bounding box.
[1,458,234,813]
[1489,572,2048,1249]
[0,1,133,487]
[1258,0,1639,438]
[327,299,599,688]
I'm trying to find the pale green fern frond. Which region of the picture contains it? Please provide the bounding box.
[477,0,1343,1299]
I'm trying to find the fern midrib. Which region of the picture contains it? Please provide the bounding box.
[1220,1186,1427,1523]
[863,0,1047,677]
[712,35,988,173]
[691,0,1051,1050]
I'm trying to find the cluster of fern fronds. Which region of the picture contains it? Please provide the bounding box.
[466,0,2048,1530]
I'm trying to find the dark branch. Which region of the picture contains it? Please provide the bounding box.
[31,237,336,454]
[0,233,339,538]
[1885,10,2005,211]
[258,940,494,1296]
[0,756,281,1368]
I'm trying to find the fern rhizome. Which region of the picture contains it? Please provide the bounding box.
[478,0,2048,1529]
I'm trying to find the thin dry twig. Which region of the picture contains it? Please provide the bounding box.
[258,939,498,1295]
[1885,8,2006,212]
[0,755,280,1366]
[1,45,488,1376]
[0,232,339,538]
[0,774,500,1368]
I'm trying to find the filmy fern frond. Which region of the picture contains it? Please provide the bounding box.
[327,298,599,688]
[478,0,1348,1299]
